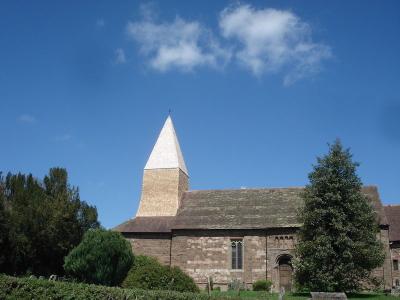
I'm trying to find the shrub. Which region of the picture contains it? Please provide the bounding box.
[228,279,246,291]
[64,228,134,286]
[169,266,199,293]
[122,255,199,293]
[252,279,272,291]
[0,274,208,300]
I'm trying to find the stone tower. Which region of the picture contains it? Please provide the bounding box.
[136,116,189,217]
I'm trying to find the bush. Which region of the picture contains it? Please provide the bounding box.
[122,255,199,293]
[228,279,246,291]
[0,274,208,300]
[252,279,272,291]
[64,229,134,286]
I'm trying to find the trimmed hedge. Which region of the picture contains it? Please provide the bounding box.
[64,229,134,286]
[0,274,209,300]
[122,255,199,293]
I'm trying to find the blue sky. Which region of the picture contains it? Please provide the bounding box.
[1,1,399,229]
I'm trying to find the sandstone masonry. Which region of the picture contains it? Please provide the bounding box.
[115,116,399,292]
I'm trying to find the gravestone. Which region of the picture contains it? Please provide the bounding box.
[279,286,286,300]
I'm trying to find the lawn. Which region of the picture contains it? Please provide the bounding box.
[209,291,398,300]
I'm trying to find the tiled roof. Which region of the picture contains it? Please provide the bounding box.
[384,205,400,242]
[173,186,387,230]
[114,186,388,233]
[114,216,174,233]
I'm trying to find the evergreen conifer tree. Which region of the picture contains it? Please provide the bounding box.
[294,140,385,292]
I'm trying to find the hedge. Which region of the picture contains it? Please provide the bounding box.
[122,255,199,293]
[0,274,209,300]
[64,229,134,286]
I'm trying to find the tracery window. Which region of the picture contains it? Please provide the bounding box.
[394,260,399,271]
[231,239,243,269]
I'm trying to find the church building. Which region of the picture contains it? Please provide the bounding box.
[115,116,399,291]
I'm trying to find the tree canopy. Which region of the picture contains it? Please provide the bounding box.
[64,229,134,286]
[294,140,385,292]
[0,168,100,276]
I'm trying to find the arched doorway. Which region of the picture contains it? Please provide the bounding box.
[278,255,293,292]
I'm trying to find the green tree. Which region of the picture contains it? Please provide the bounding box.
[0,173,10,269]
[44,168,100,275]
[64,229,134,286]
[0,168,100,276]
[294,140,385,292]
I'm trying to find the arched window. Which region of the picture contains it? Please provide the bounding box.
[231,240,243,269]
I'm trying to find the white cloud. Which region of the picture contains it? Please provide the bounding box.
[219,4,331,82]
[126,4,331,83]
[17,114,36,124]
[114,48,127,64]
[126,16,231,72]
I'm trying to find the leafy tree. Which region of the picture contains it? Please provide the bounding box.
[64,229,134,286]
[0,168,100,276]
[122,255,199,293]
[294,140,385,292]
[0,174,10,269]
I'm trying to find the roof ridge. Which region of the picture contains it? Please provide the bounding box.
[184,185,381,193]
[186,187,305,193]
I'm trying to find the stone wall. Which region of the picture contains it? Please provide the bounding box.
[266,228,297,292]
[391,244,400,288]
[124,233,171,265]
[123,227,392,291]
[136,168,189,217]
[170,230,266,290]
[370,229,392,289]
[381,228,393,289]
[168,227,390,291]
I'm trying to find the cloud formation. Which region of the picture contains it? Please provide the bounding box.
[127,4,331,83]
[219,5,331,83]
[18,114,36,124]
[127,17,230,72]
[114,48,127,64]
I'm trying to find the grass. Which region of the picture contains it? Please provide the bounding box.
[208,291,398,300]
[210,290,306,299]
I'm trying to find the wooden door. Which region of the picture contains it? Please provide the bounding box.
[279,262,292,291]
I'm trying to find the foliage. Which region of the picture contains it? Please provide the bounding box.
[210,289,398,300]
[252,279,272,291]
[122,255,199,293]
[0,168,100,276]
[1,275,396,300]
[0,274,209,300]
[228,279,246,291]
[0,179,10,269]
[64,228,134,286]
[294,140,385,292]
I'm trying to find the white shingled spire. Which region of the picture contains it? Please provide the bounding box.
[144,116,188,175]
